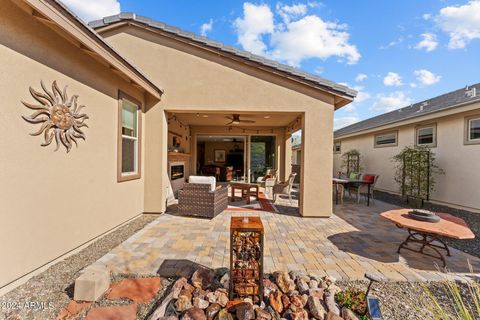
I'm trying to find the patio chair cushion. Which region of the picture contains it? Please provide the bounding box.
[364,175,375,183]
[188,175,216,191]
[349,172,359,179]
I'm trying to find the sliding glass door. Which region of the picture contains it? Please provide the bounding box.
[248,135,276,182]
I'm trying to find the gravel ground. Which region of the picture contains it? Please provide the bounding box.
[0,214,160,320]
[375,190,480,259]
[339,280,478,320]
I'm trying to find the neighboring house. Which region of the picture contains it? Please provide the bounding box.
[0,1,355,292]
[334,84,480,213]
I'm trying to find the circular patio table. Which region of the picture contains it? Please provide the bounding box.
[381,209,475,267]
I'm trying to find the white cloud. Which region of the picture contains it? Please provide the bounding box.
[355,73,368,82]
[371,91,412,113]
[436,0,480,49]
[415,33,438,52]
[353,86,371,103]
[234,3,275,55]
[383,72,403,86]
[334,116,360,129]
[414,69,441,85]
[234,3,360,66]
[276,3,308,22]
[200,19,214,36]
[380,36,404,49]
[423,13,432,20]
[410,82,418,88]
[61,0,120,22]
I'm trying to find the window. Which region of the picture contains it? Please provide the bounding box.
[333,141,341,154]
[465,115,480,145]
[416,124,436,147]
[374,131,398,147]
[118,92,142,181]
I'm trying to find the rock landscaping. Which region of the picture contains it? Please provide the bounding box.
[147,268,365,320]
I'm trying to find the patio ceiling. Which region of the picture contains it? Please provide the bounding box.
[172,112,301,127]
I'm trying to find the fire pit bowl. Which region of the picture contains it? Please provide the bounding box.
[407,209,440,223]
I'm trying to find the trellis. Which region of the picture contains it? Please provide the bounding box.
[346,153,360,175]
[400,149,431,208]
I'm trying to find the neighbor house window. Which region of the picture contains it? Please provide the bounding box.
[118,92,142,181]
[374,131,398,147]
[416,124,437,147]
[465,115,480,145]
[333,141,341,154]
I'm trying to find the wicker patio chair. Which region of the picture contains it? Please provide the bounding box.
[178,176,228,218]
[272,173,297,203]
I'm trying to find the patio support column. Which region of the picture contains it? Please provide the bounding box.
[284,131,292,180]
[144,104,168,213]
[300,110,333,217]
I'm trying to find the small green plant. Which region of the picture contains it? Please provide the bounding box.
[336,288,370,320]
[392,145,444,207]
[423,275,480,319]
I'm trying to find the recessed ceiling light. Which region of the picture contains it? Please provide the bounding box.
[264,115,271,119]
[202,115,209,118]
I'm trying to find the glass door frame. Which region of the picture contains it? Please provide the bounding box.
[245,134,277,183]
[194,133,278,183]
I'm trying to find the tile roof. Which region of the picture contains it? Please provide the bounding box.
[335,83,480,138]
[88,13,357,100]
[47,0,163,96]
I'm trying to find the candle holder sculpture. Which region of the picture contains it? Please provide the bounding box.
[229,216,264,302]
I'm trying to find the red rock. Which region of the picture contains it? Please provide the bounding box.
[184,283,196,294]
[107,277,162,304]
[326,311,343,320]
[226,299,243,312]
[191,268,215,289]
[289,295,303,311]
[85,304,137,320]
[172,277,188,298]
[56,300,92,319]
[269,291,283,314]
[281,294,290,310]
[183,307,207,320]
[309,289,325,298]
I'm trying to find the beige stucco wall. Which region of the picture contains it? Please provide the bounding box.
[333,106,480,212]
[100,25,337,217]
[0,1,149,288]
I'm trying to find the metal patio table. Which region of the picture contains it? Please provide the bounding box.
[381,209,475,267]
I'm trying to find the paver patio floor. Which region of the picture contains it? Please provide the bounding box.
[91,199,480,281]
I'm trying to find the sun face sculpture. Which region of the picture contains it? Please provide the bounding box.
[22,81,89,152]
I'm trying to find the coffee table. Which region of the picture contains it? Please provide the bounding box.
[381,209,475,267]
[230,182,259,204]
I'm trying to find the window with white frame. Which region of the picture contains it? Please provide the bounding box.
[333,141,341,153]
[118,93,141,181]
[465,115,480,145]
[374,131,397,147]
[416,124,436,147]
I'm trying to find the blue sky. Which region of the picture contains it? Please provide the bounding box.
[67,0,480,129]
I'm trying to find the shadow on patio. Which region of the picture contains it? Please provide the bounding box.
[330,199,480,274]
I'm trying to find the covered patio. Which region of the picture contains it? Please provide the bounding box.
[90,198,480,282]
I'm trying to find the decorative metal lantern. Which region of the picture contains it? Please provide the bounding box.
[229,216,264,302]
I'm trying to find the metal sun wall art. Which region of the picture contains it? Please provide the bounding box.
[22,81,89,152]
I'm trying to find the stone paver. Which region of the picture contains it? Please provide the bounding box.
[90,198,480,281]
[56,300,92,320]
[85,304,137,320]
[107,277,162,304]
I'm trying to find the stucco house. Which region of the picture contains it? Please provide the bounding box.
[334,84,480,213]
[0,0,355,292]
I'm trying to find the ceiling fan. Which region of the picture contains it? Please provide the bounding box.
[225,114,256,125]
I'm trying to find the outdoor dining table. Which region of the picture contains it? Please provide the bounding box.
[332,178,374,206]
[381,209,475,267]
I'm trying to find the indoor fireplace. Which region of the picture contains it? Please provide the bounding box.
[170,164,185,181]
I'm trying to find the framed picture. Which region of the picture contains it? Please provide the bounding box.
[172,135,181,148]
[214,149,226,163]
